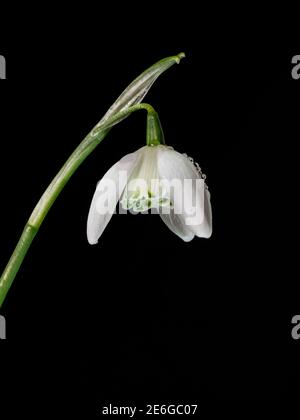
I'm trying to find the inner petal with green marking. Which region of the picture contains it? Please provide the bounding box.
[120,146,173,212]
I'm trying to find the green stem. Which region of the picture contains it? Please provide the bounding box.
[0,225,38,305]
[0,103,157,308]
[146,110,165,146]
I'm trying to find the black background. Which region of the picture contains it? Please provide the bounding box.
[0,6,299,418]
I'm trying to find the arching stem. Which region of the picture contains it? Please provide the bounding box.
[0,103,157,307]
[0,51,185,307]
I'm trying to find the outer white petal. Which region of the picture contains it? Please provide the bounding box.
[157,147,205,227]
[160,210,194,242]
[190,188,212,238]
[87,152,139,244]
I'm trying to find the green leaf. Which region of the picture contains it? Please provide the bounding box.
[94,52,185,129]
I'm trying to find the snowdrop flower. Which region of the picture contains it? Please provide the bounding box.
[1,52,201,307]
[87,144,212,243]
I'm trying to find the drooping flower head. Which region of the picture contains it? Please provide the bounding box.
[87,89,212,244]
[87,144,212,243]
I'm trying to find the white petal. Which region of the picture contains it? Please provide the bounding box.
[157,147,205,226]
[190,188,212,238]
[157,147,198,180]
[160,210,194,242]
[87,152,139,244]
